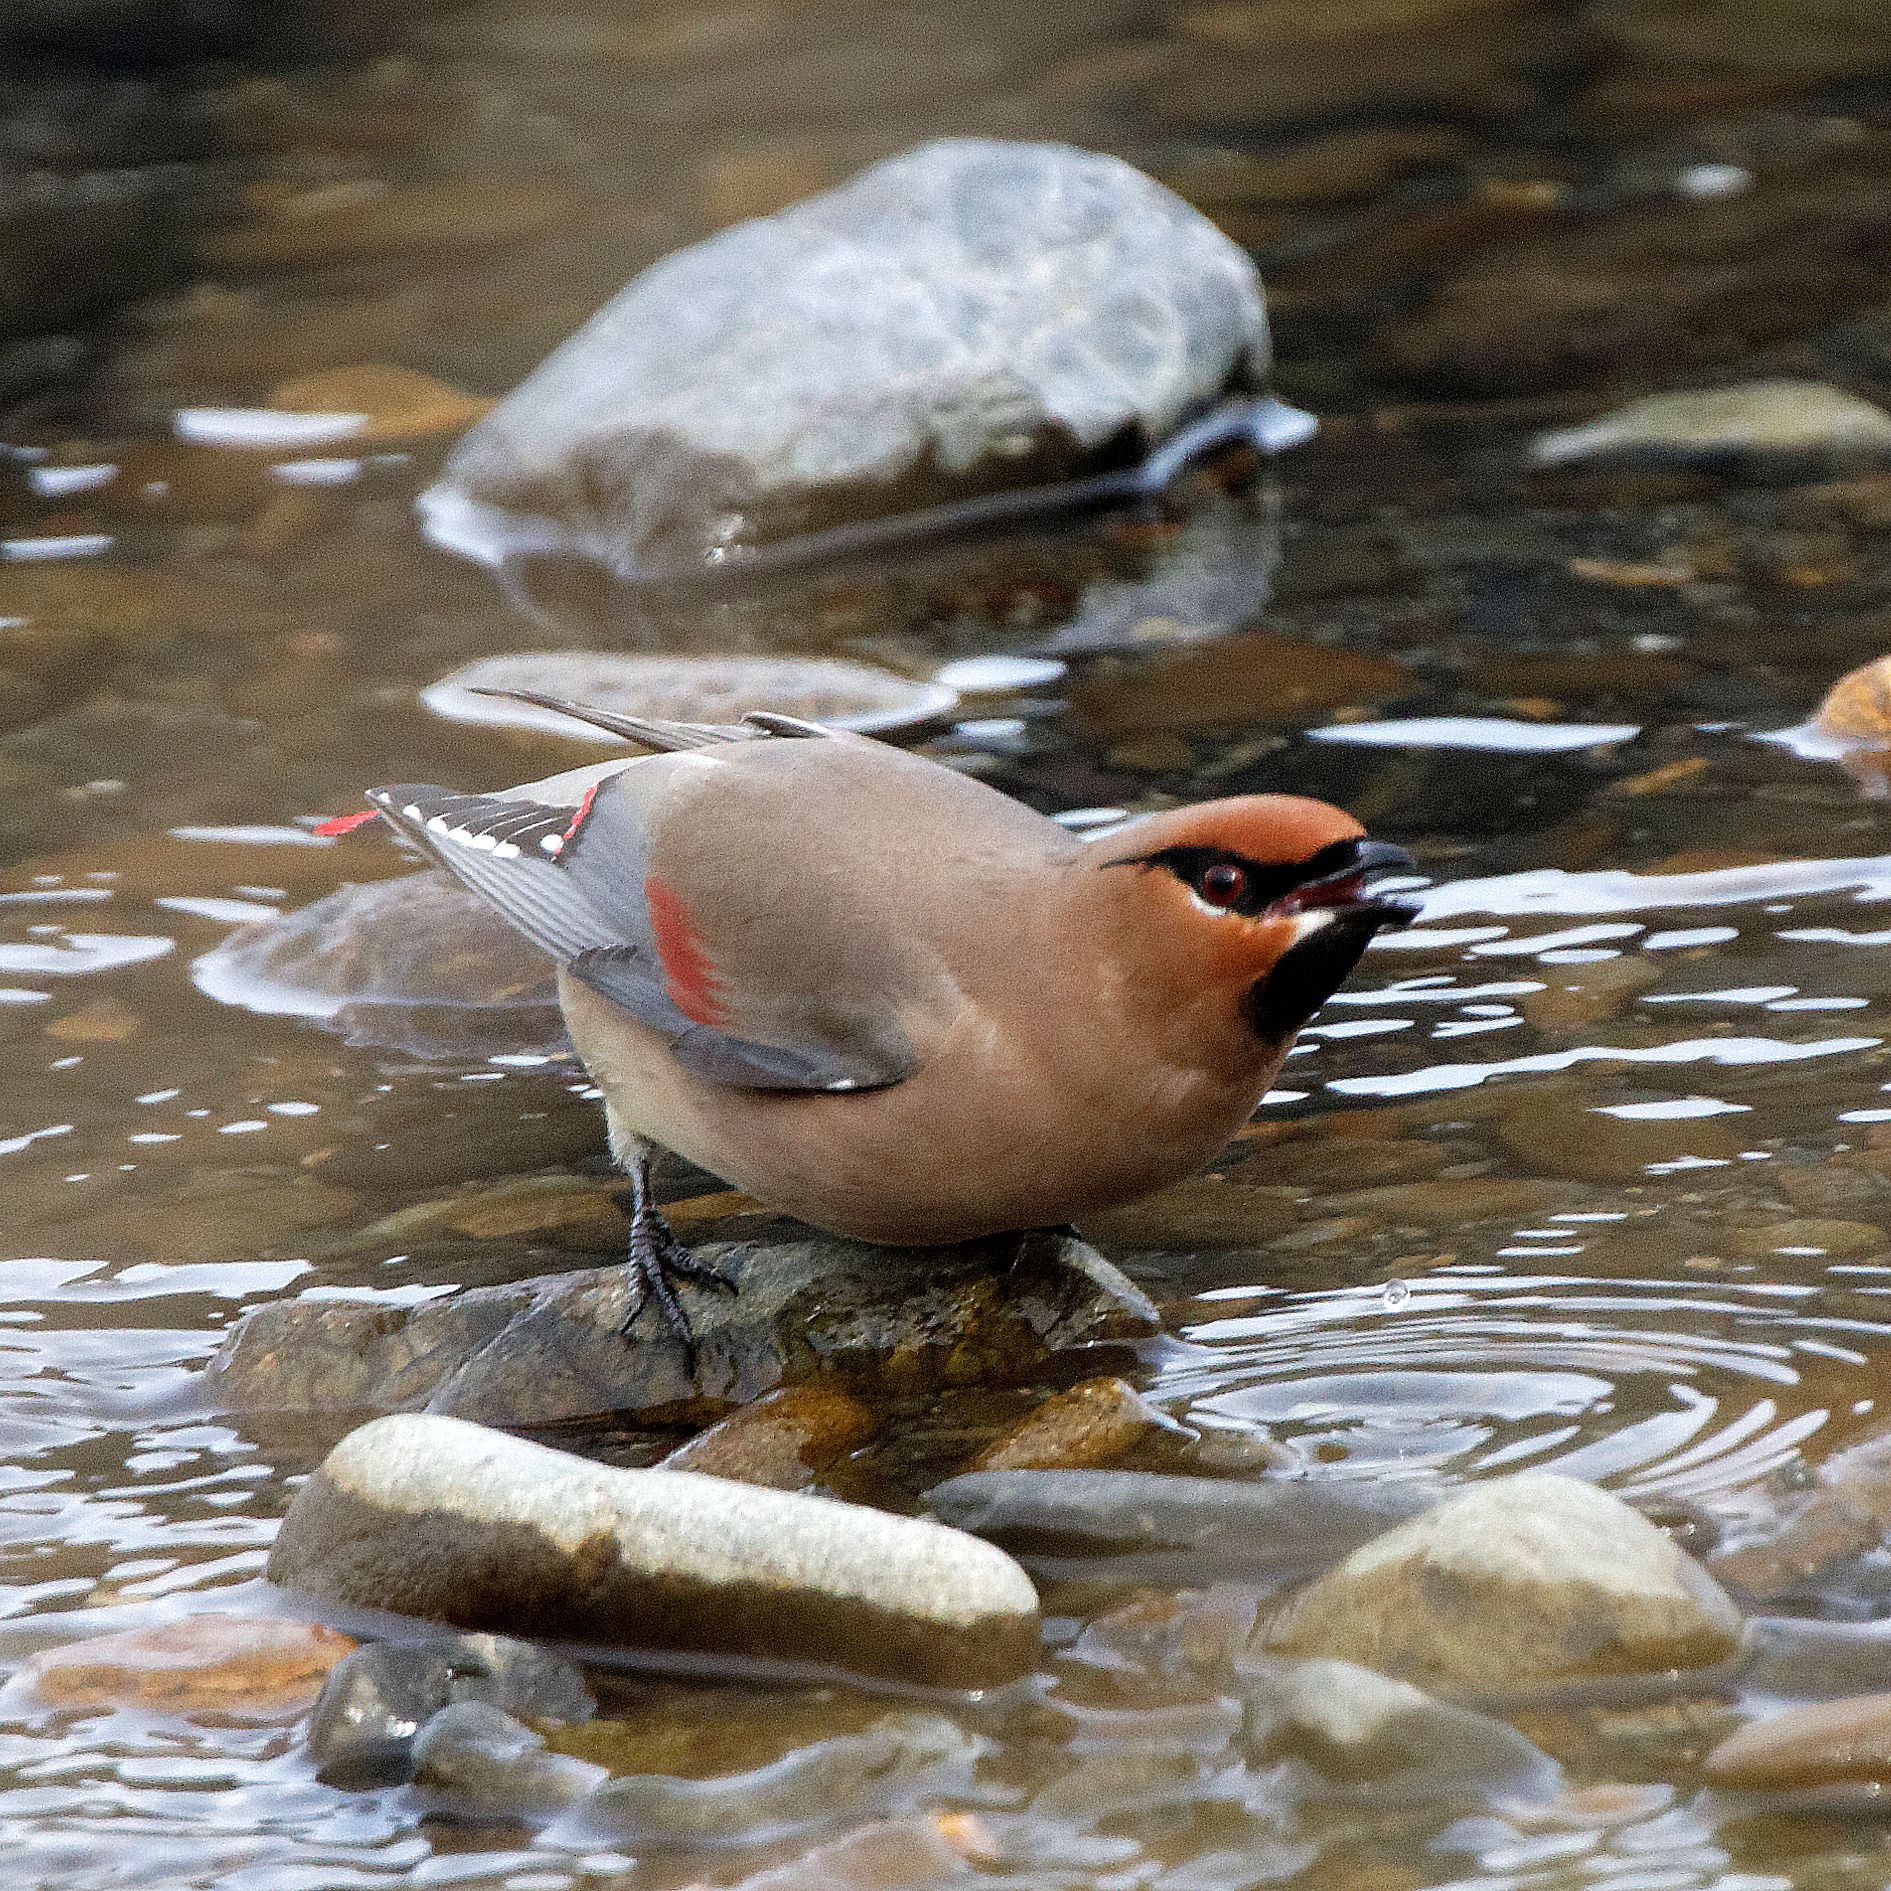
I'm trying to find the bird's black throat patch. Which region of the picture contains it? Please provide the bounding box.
[1241,909,1386,1043]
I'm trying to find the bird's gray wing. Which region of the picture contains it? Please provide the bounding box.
[355,775,913,1094]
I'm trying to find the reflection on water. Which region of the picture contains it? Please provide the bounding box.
[9,0,1891,1884]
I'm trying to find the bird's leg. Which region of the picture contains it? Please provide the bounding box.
[614,1137,738,1359]
[1005,1225,1079,1273]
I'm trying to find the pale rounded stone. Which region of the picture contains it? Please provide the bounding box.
[269,1415,1040,1689]
[1535,382,1891,471]
[1261,1472,1743,1690]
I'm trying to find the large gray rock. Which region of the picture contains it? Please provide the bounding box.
[268,1415,1041,1689]
[204,1228,1157,1426]
[1260,1472,1745,1692]
[420,138,1274,578]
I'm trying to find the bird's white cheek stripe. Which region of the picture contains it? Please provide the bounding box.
[1287,910,1336,943]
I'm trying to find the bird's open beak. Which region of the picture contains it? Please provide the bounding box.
[1267,839,1421,929]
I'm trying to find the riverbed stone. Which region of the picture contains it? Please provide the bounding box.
[1381,141,1891,394]
[26,1613,353,1721]
[566,1711,984,1847]
[268,1415,1041,1688]
[308,1631,595,1789]
[421,651,958,747]
[1533,383,1891,477]
[1704,1691,1891,1790]
[1071,632,1407,739]
[659,1386,879,1490]
[266,363,491,447]
[1155,0,1563,130]
[1239,1655,1557,1799]
[927,1468,1435,1581]
[967,1377,1172,1473]
[1260,1472,1744,1690]
[420,138,1272,577]
[205,1228,1156,1425]
[414,1701,609,1819]
[307,1642,455,1788]
[1709,1419,1891,1603]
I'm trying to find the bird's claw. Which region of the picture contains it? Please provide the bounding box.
[619,1207,738,1370]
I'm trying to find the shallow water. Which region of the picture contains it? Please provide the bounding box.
[10,0,1891,1886]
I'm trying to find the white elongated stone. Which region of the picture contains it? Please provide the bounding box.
[269,1415,1040,1689]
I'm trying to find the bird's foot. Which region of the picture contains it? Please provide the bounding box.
[617,1194,739,1367]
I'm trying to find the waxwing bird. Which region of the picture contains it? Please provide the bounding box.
[317,692,1419,1353]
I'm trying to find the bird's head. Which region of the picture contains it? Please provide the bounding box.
[1078,794,1420,1055]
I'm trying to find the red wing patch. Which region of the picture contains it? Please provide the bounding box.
[312,809,380,837]
[555,781,601,854]
[644,874,730,1027]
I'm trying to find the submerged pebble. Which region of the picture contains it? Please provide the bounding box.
[565,1711,983,1847]
[308,1631,596,1789]
[1705,1691,1891,1790]
[1240,1655,1558,1800]
[25,1614,353,1722]
[659,1386,880,1490]
[415,1700,608,1819]
[269,1415,1042,1688]
[1261,1472,1744,1690]
[715,1816,980,1891]
[265,363,492,448]
[967,1377,1175,1474]
[192,870,564,1060]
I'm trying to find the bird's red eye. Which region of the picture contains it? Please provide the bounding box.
[1198,861,1248,908]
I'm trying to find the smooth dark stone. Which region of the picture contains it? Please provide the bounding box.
[307,1643,455,1790]
[306,1632,594,1790]
[924,1468,1436,1580]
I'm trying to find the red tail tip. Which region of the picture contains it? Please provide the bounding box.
[312,808,380,837]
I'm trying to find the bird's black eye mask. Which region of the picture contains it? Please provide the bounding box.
[1107,837,1399,919]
